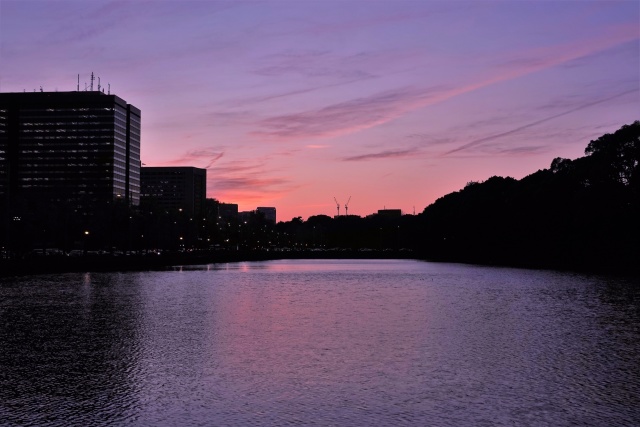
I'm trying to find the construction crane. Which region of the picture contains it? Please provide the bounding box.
[344,196,351,216]
[333,197,340,217]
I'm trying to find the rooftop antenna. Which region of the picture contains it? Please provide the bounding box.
[39,86,43,92]
[344,196,351,216]
[90,72,95,91]
[108,83,110,95]
[77,74,80,91]
[97,76,101,92]
[413,206,416,215]
[333,197,340,217]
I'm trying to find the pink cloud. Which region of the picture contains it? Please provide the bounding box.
[163,149,225,168]
[252,23,638,142]
[205,156,302,207]
[342,148,422,162]
[252,85,449,140]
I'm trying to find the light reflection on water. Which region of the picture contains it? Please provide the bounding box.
[1,260,639,426]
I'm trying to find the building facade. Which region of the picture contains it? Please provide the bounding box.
[0,91,141,212]
[256,207,277,224]
[377,209,402,218]
[218,202,239,222]
[141,167,206,217]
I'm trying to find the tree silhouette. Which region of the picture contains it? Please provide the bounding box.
[418,121,639,272]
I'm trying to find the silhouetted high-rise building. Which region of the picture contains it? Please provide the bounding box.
[0,91,141,212]
[141,167,206,217]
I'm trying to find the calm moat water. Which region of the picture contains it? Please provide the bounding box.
[1,259,639,426]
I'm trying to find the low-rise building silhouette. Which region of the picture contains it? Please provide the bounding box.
[257,207,277,224]
[218,202,239,222]
[141,166,206,218]
[376,209,402,218]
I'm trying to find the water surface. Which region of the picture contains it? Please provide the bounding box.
[1,259,639,426]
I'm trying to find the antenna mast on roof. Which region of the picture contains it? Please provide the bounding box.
[77,74,80,91]
[97,77,101,92]
[90,72,95,91]
[108,83,110,95]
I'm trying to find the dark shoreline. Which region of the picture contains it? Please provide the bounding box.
[0,250,411,277]
[1,250,638,278]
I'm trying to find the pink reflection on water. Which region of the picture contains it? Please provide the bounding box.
[212,261,430,404]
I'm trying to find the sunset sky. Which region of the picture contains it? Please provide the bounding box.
[1,0,638,221]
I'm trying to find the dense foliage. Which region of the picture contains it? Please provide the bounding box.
[419,121,639,271]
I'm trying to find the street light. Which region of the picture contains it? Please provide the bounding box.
[83,230,90,255]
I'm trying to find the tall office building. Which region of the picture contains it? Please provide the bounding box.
[141,167,206,217]
[0,91,141,213]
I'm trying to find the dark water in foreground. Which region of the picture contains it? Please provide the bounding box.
[0,259,639,426]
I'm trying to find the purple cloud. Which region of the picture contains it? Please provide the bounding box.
[342,148,422,162]
[444,87,638,156]
[253,85,449,140]
[165,149,225,168]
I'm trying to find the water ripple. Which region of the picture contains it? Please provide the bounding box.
[1,261,639,426]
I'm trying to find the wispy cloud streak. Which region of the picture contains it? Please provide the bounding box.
[165,149,225,168]
[254,23,638,141]
[444,87,638,155]
[253,85,449,139]
[228,74,376,107]
[343,148,421,161]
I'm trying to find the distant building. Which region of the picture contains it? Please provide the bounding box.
[257,206,276,224]
[377,209,402,218]
[238,207,277,225]
[141,167,206,217]
[218,202,238,222]
[0,91,141,212]
[238,211,252,223]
